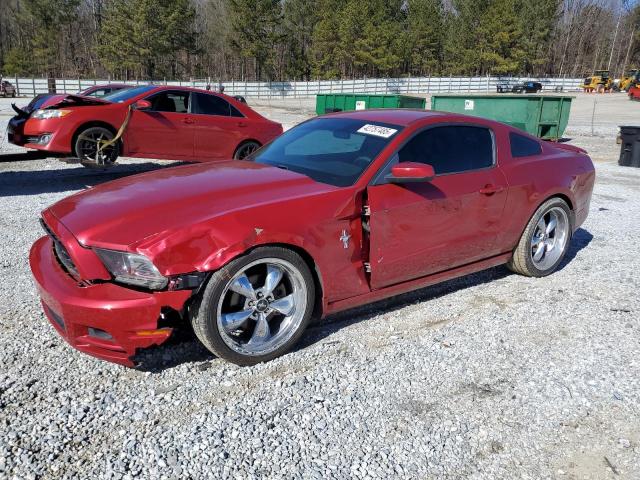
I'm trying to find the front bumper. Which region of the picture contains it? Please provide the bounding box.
[29,236,192,367]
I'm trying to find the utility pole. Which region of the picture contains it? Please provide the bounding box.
[621,27,636,76]
[607,9,622,73]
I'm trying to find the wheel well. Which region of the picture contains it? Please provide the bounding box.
[544,193,574,211]
[234,139,261,153]
[71,121,119,156]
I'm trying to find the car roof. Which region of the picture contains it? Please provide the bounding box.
[321,108,448,126]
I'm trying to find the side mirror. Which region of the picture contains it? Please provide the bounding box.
[133,99,152,110]
[386,162,435,183]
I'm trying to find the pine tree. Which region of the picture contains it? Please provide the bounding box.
[407,0,444,75]
[311,0,346,78]
[228,0,282,80]
[98,0,197,79]
[282,0,317,80]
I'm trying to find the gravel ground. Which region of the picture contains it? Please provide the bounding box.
[1,94,639,479]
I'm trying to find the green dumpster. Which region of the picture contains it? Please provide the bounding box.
[316,94,425,115]
[430,94,573,140]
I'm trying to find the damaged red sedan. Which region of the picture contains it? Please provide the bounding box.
[10,85,282,166]
[30,110,595,367]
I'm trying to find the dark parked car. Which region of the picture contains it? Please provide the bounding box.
[511,81,543,93]
[496,82,512,93]
[1,80,17,97]
[497,81,543,94]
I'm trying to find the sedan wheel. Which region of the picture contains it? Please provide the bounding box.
[74,126,119,168]
[191,247,315,365]
[508,198,573,277]
[233,141,261,160]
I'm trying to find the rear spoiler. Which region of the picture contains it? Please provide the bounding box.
[546,141,587,155]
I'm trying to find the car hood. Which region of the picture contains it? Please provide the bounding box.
[42,94,110,109]
[48,161,336,249]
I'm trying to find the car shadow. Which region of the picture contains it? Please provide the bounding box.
[133,232,593,372]
[302,227,594,349]
[0,161,188,197]
[557,227,593,271]
[0,151,53,162]
[137,227,594,372]
[135,265,515,372]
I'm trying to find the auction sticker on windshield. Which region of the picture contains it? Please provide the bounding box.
[357,124,398,138]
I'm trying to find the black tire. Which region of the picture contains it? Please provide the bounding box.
[233,140,261,160]
[191,246,315,366]
[507,197,573,277]
[12,91,16,98]
[73,126,119,168]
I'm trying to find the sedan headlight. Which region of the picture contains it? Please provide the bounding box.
[95,249,167,290]
[32,109,72,120]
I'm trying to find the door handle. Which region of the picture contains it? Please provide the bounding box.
[479,184,504,195]
[183,118,195,124]
[237,121,247,127]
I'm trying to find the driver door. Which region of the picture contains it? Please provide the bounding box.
[367,125,508,289]
[126,90,195,159]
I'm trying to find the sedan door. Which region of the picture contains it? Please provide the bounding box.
[191,92,246,160]
[367,125,508,290]
[126,90,195,159]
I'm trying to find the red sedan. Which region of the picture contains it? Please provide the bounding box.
[30,110,595,367]
[10,85,283,166]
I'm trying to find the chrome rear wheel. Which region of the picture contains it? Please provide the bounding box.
[530,207,570,270]
[508,198,573,277]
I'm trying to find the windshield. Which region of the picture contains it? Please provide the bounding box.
[252,117,402,187]
[103,85,156,103]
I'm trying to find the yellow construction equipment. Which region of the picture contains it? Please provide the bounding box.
[618,69,640,91]
[580,70,613,93]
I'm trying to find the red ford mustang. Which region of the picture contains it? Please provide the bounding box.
[9,85,283,166]
[30,110,595,367]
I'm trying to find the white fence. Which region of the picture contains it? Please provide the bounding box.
[8,76,583,98]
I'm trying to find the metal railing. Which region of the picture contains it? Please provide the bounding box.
[8,76,584,98]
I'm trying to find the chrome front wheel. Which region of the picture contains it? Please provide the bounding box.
[217,258,308,356]
[191,247,315,365]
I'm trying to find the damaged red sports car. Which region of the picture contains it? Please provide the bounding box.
[9,85,282,166]
[30,110,595,367]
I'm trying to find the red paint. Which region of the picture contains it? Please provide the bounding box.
[629,86,640,101]
[11,86,283,161]
[30,110,595,366]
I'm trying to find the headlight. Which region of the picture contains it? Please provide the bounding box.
[95,249,167,290]
[32,109,72,120]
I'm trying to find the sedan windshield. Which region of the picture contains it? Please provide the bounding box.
[102,85,156,103]
[252,117,402,187]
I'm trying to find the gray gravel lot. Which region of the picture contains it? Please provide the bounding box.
[1,94,639,479]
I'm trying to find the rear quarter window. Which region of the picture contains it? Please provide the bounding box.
[510,132,542,158]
